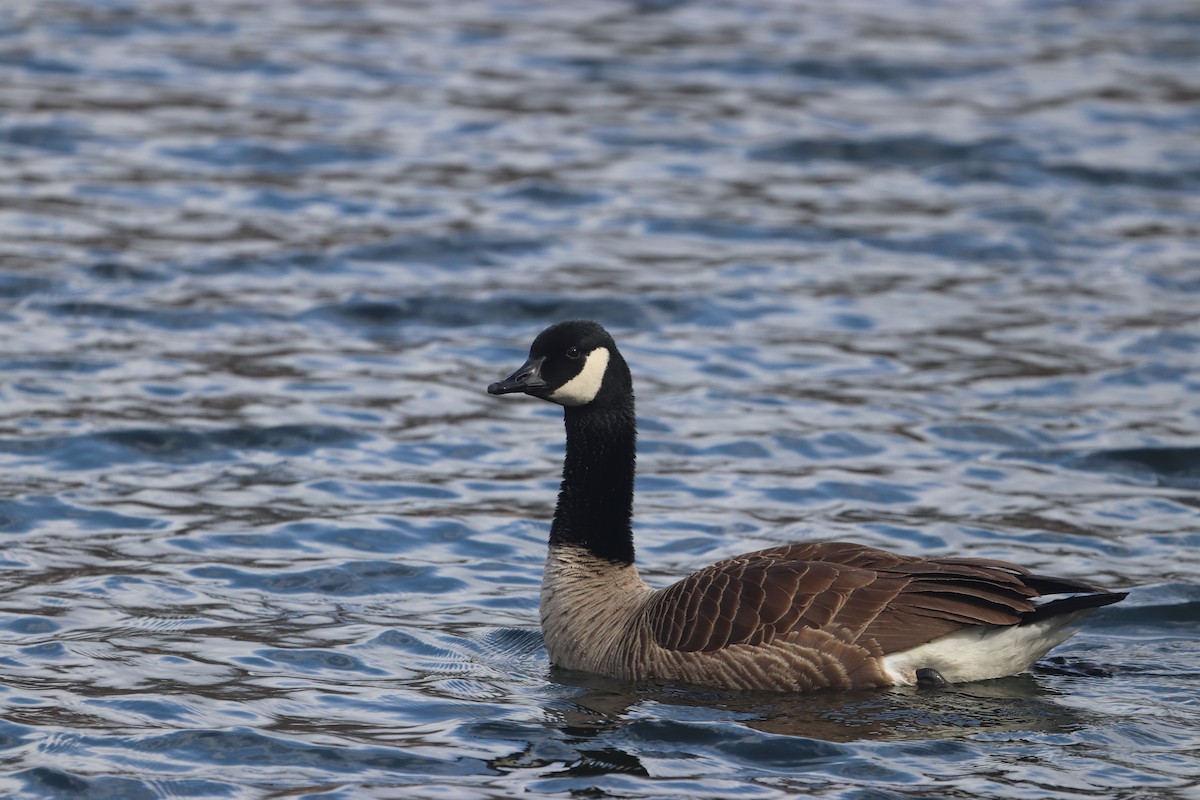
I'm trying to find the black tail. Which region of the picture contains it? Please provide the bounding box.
[1021,591,1128,624]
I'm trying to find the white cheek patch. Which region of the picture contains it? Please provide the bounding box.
[549,347,610,406]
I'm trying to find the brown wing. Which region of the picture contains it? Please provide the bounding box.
[644,541,1098,655]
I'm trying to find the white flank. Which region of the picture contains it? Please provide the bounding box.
[881,611,1092,685]
[549,347,610,406]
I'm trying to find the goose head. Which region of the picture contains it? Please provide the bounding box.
[487,320,631,408]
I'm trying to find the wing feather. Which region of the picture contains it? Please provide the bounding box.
[645,541,1089,655]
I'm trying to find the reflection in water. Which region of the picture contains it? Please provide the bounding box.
[547,669,1092,745]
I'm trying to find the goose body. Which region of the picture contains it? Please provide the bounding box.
[488,320,1125,692]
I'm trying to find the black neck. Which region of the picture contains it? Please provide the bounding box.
[550,398,637,565]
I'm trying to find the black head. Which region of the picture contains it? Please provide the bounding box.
[487,320,629,408]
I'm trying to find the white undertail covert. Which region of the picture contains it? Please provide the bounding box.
[880,610,1091,685]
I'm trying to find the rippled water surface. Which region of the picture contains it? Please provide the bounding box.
[1,0,1198,797]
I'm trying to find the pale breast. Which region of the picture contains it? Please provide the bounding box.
[540,545,653,677]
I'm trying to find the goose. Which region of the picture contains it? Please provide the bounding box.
[487,320,1126,692]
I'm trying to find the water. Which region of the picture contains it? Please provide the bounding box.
[0,0,1197,797]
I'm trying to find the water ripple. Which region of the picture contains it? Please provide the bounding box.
[0,0,1196,798]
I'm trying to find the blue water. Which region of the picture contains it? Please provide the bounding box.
[1,0,1198,797]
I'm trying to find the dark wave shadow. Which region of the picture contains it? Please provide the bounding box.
[749,134,1200,191]
[301,292,786,336]
[0,425,366,469]
[1000,446,1200,490]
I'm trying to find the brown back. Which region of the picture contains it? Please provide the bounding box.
[643,541,1099,656]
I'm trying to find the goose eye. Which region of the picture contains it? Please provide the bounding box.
[565,346,582,359]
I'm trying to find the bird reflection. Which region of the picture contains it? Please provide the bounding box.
[542,665,1095,744]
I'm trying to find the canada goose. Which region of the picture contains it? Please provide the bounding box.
[488,320,1126,692]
